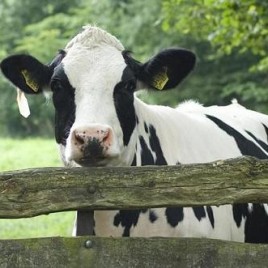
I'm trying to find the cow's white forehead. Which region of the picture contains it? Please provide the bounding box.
[64,25,124,52]
[62,25,126,88]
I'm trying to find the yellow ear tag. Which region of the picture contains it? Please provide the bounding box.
[151,67,169,90]
[21,69,39,92]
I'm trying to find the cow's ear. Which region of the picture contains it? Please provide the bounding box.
[0,54,51,94]
[138,48,196,90]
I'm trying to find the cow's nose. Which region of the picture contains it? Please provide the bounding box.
[73,126,111,147]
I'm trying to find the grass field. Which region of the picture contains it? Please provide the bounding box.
[0,138,75,238]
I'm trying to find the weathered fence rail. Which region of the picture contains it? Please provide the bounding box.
[1,156,268,267]
[2,236,268,268]
[1,156,268,218]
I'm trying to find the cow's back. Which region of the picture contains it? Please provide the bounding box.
[91,100,268,241]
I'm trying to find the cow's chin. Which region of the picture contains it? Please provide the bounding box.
[75,156,111,167]
[62,155,116,167]
[62,149,118,167]
[60,143,122,167]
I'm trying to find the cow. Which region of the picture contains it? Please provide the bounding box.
[1,25,268,243]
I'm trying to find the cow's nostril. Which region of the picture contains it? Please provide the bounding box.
[75,133,85,145]
[102,131,109,142]
[72,126,112,152]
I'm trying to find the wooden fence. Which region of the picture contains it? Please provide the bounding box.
[1,156,268,267]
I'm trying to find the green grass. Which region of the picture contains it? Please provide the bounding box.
[0,138,76,238]
[0,138,61,171]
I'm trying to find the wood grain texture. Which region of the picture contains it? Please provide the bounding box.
[0,156,267,218]
[1,236,268,268]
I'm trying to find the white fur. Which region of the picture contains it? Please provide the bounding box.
[65,25,124,52]
[58,26,268,241]
[62,27,127,166]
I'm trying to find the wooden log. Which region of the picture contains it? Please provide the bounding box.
[0,156,268,218]
[0,236,268,268]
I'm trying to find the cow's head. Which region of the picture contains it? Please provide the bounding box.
[0,26,196,167]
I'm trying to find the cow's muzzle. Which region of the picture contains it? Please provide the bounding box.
[69,125,113,166]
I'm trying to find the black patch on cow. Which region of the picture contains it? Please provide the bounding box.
[139,136,154,165]
[193,206,206,221]
[244,204,268,243]
[262,124,268,142]
[136,115,139,125]
[165,207,184,227]
[148,125,168,165]
[49,50,66,69]
[232,204,248,228]
[113,66,137,146]
[122,50,142,75]
[131,154,137,166]
[246,130,268,153]
[144,122,149,133]
[113,210,141,237]
[51,64,75,145]
[233,203,268,243]
[149,210,158,223]
[206,206,215,228]
[206,115,268,159]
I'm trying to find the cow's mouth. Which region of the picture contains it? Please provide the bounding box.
[77,155,106,167]
[73,137,114,167]
[76,140,107,166]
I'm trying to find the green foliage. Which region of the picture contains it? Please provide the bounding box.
[1,0,268,137]
[162,0,268,71]
[161,0,268,112]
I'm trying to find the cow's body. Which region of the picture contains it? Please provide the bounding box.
[1,26,268,243]
[93,100,268,242]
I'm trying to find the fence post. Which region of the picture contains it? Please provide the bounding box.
[76,210,94,236]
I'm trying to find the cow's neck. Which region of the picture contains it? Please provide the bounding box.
[121,97,171,167]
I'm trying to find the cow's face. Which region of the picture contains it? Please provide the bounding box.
[0,26,195,167]
[54,44,135,166]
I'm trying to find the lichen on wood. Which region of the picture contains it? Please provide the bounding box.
[0,156,267,218]
[1,236,268,268]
